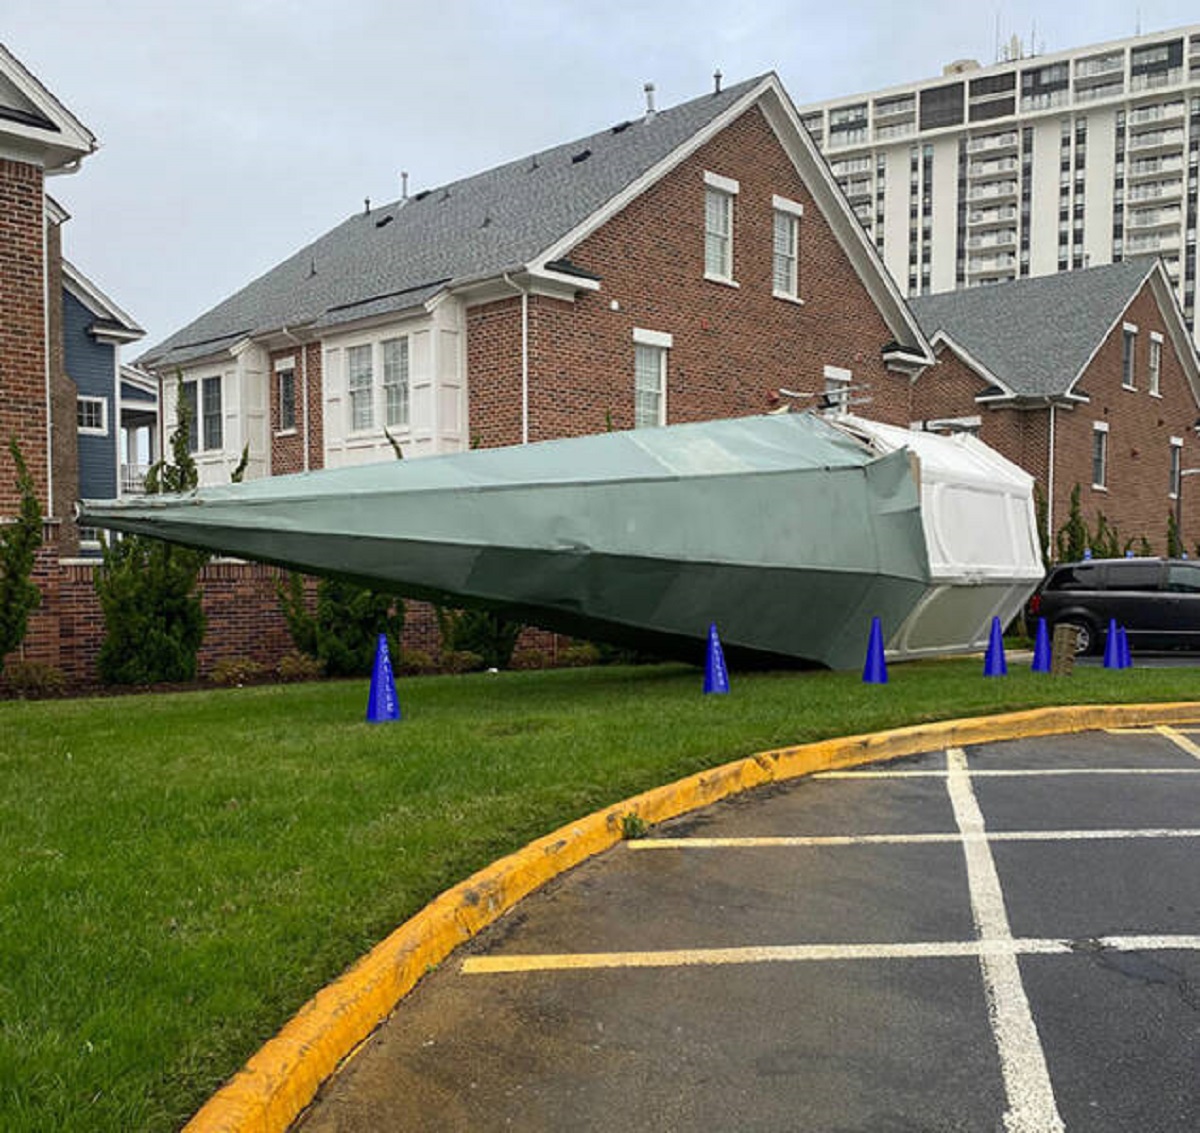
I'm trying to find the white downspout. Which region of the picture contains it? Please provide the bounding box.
[1046,402,1056,546]
[280,327,309,471]
[42,194,53,515]
[502,273,530,444]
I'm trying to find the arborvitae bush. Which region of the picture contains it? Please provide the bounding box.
[435,607,523,670]
[0,438,43,676]
[277,573,404,677]
[95,407,208,685]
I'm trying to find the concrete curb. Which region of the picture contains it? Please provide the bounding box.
[184,701,1200,1132]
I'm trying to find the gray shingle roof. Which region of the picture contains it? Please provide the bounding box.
[142,76,769,368]
[908,259,1158,399]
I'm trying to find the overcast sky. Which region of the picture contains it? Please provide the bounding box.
[6,0,1198,353]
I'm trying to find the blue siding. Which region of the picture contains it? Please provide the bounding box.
[64,290,118,500]
[120,379,156,403]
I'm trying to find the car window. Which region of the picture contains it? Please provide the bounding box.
[1166,563,1200,593]
[1049,563,1104,590]
[1106,562,1162,591]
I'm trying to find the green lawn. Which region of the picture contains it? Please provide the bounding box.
[2,659,1199,1131]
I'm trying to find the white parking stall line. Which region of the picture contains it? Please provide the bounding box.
[1154,724,1200,761]
[946,747,1065,1133]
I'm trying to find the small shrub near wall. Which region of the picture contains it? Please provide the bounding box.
[2,660,66,699]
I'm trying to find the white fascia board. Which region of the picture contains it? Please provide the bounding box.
[1147,266,1200,410]
[62,259,144,335]
[526,266,601,294]
[44,193,69,225]
[757,85,934,367]
[529,76,776,273]
[0,43,96,170]
[120,365,158,397]
[930,331,1017,398]
[91,326,144,345]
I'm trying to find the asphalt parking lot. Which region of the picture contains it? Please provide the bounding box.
[297,728,1200,1132]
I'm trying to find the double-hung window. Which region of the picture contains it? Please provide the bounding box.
[347,344,374,432]
[382,337,410,428]
[181,380,199,452]
[772,196,803,301]
[276,358,296,432]
[704,171,738,283]
[181,375,223,453]
[202,377,223,451]
[633,329,671,428]
[1122,323,1138,389]
[1149,332,1163,396]
[1170,436,1183,498]
[1092,421,1109,489]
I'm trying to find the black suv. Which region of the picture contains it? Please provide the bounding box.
[1028,557,1200,654]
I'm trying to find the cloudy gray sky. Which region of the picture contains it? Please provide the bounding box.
[7,0,1198,352]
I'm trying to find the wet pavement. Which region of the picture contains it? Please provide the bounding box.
[296,727,1200,1132]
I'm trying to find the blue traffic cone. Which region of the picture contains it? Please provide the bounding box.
[366,633,401,723]
[1118,625,1132,669]
[703,622,730,694]
[1031,617,1051,673]
[1103,618,1121,669]
[862,616,888,685]
[984,616,1007,677]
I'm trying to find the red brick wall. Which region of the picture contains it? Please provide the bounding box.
[912,280,1200,556]
[0,157,48,514]
[4,553,556,688]
[1050,283,1200,553]
[469,105,914,446]
[268,342,325,475]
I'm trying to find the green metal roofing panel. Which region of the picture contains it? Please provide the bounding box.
[81,413,931,669]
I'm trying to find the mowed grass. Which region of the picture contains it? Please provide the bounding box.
[3,659,1199,1131]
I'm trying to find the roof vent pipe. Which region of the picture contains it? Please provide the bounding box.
[714,69,722,94]
[644,82,656,121]
[401,171,408,201]
[364,197,371,215]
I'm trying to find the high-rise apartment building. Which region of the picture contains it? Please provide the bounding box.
[796,25,1200,338]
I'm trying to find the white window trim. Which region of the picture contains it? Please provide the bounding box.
[772,196,804,304]
[1149,332,1164,397]
[704,170,740,196]
[341,331,414,439]
[633,327,674,349]
[1169,435,1183,498]
[274,355,297,436]
[823,365,853,415]
[633,331,669,429]
[1092,420,1109,490]
[703,172,738,287]
[1121,322,1138,390]
[179,373,224,455]
[77,395,108,436]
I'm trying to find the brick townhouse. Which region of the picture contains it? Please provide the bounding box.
[139,72,934,482]
[909,258,1200,553]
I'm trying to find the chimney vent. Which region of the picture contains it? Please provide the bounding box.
[714,69,722,94]
[644,82,656,120]
[401,171,409,200]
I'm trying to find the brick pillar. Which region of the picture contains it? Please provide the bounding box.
[0,157,49,515]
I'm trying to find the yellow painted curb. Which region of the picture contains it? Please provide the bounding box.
[184,701,1200,1132]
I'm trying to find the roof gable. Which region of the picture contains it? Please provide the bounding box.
[908,260,1169,400]
[63,260,144,342]
[0,43,95,171]
[143,74,931,371]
